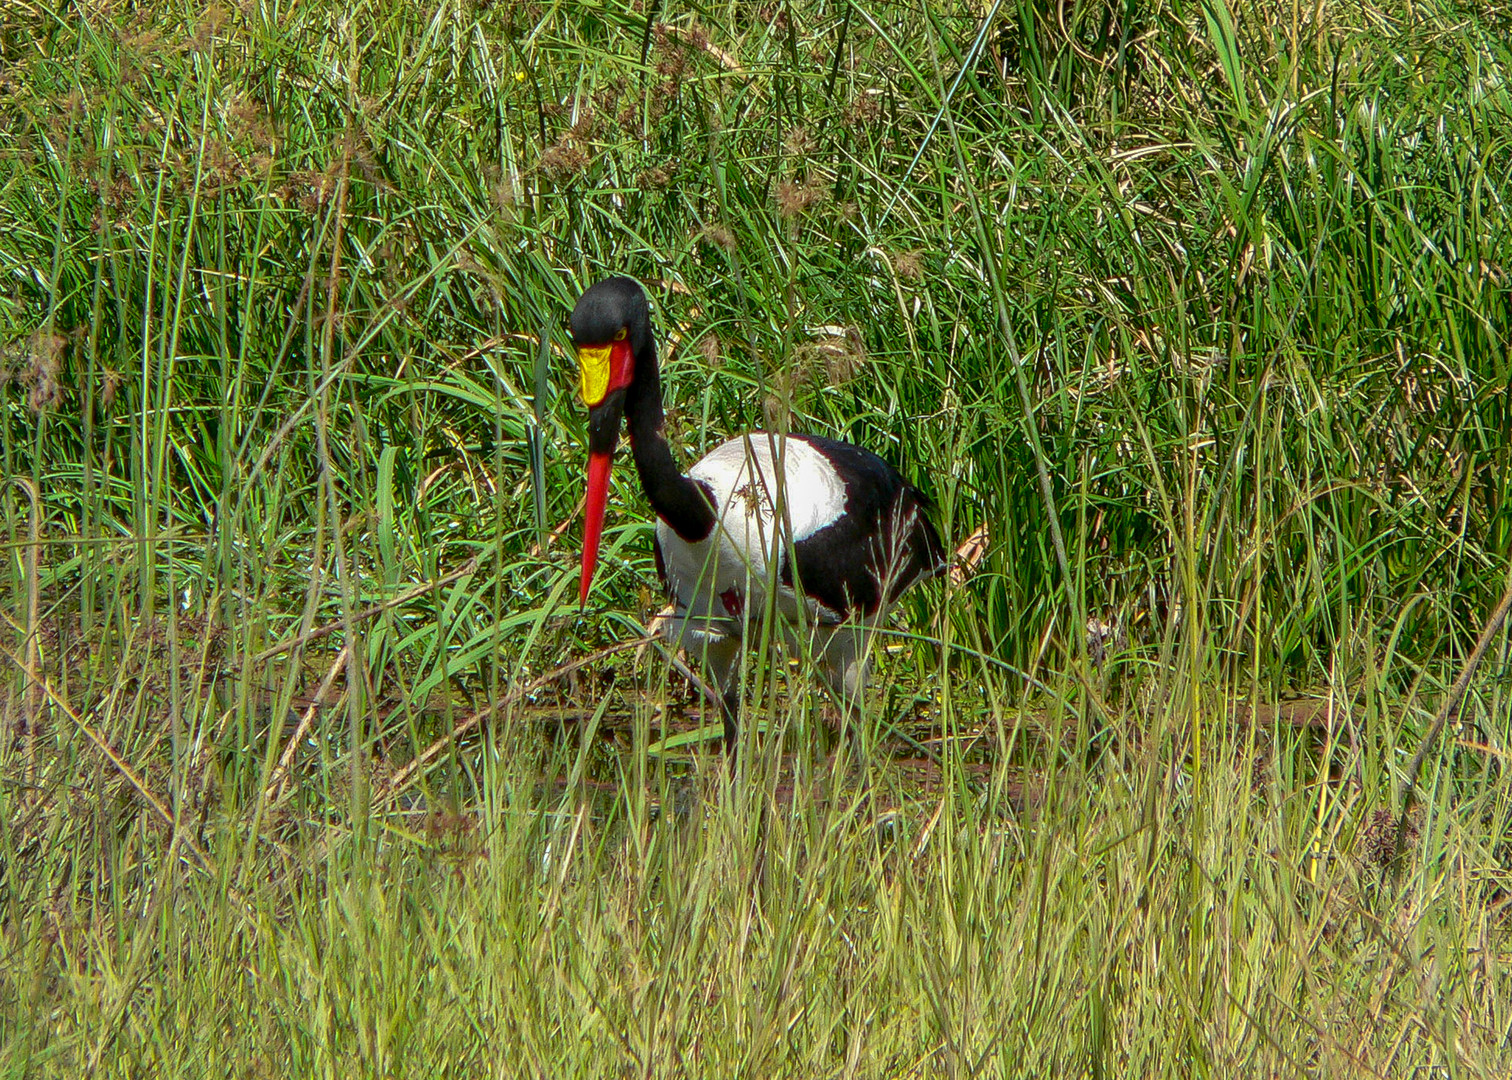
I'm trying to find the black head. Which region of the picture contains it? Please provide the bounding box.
[570,276,652,351]
[570,276,663,456]
[570,276,661,606]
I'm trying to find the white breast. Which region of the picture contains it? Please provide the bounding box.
[656,433,848,627]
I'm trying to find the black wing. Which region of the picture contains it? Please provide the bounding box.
[781,435,946,619]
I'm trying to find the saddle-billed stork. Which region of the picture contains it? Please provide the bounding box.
[570,276,945,749]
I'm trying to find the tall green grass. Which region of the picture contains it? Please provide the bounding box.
[2,0,1510,1074]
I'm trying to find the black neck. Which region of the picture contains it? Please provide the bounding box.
[624,343,715,543]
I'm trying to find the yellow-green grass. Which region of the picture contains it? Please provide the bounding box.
[2,0,1510,1074]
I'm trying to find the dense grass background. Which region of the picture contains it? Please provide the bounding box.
[2,0,1511,1074]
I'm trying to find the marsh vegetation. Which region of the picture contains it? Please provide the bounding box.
[2,0,1511,1074]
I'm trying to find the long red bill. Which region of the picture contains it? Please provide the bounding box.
[580,449,614,605]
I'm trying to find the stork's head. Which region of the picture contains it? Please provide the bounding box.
[570,276,652,605]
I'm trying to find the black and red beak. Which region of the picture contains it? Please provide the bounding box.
[577,336,635,604]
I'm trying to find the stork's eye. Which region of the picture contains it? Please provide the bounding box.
[614,327,628,341]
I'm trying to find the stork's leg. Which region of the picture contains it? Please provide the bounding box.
[660,614,744,756]
[815,619,935,761]
[817,617,907,762]
[817,622,871,713]
[697,633,743,753]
